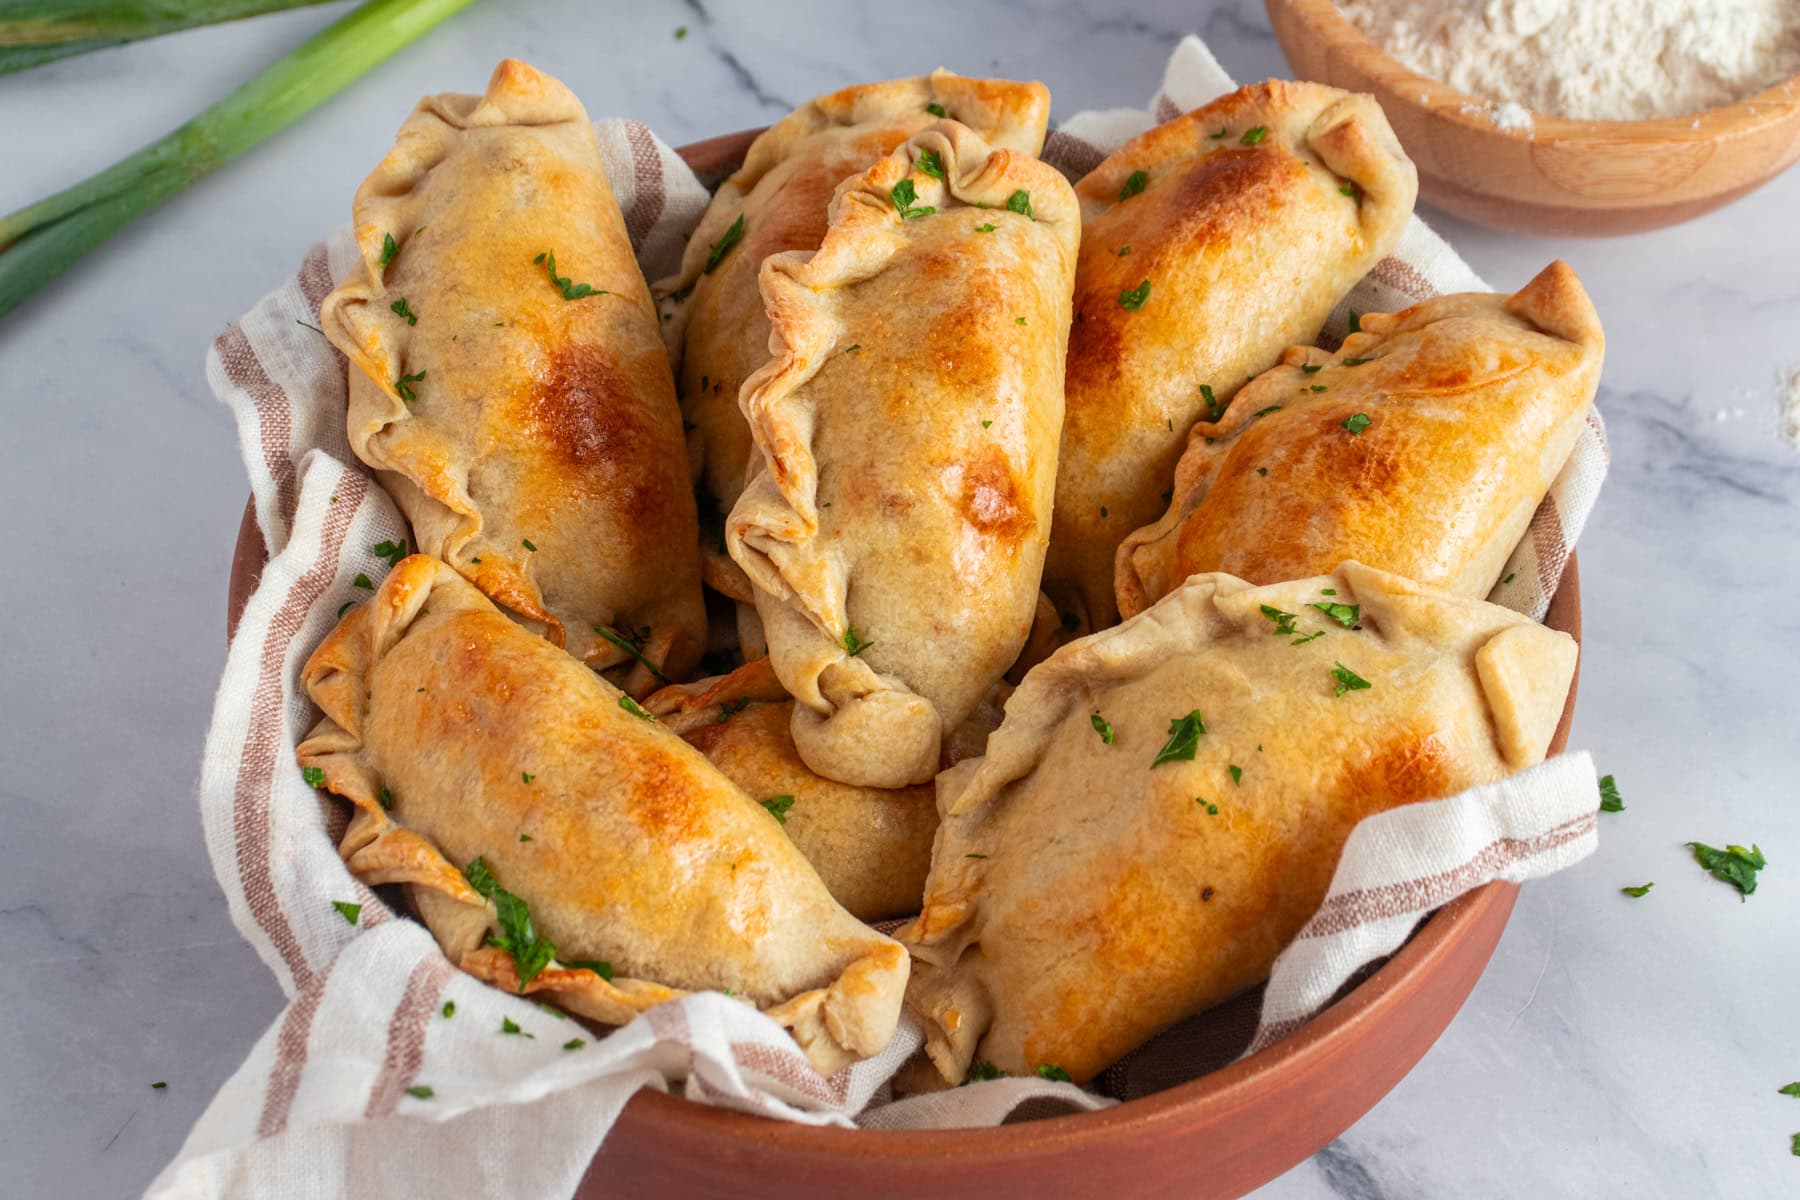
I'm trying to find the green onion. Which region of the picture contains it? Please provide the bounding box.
[0,1,335,75]
[0,0,478,321]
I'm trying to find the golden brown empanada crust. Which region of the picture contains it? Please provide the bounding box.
[297,555,906,1076]
[901,562,1577,1086]
[1115,260,1604,617]
[727,122,1080,789]
[1043,80,1418,632]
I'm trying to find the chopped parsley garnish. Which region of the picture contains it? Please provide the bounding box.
[1004,189,1034,219]
[1036,1064,1074,1083]
[521,538,537,552]
[1197,798,1219,814]
[1301,363,1322,374]
[1291,630,1326,645]
[296,320,324,335]
[1340,181,1362,206]
[703,214,747,273]
[1503,571,1518,584]
[1331,662,1372,695]
[441,1000,455,1018]
[1309,384,1327,392]
[1620,883,1653,898]
[917,148,946,179]
[521,773,534,784]
[1341,356,1373,366]
[1254,405,1283,417]
[1118,279,1151,311]
[926,102,947,117]
[1260,604,1299,636]
[563,1038,586,1051]
[1118,169,1148,201]
[1152,710,1207,767]
[533,250,605,300]
[1090,713,1115,745]
[379,233,398,268]
[1257,467,1268,476]
[567,959,613,981]
[1240,126,1268,145]
[500,1017,532,1037]
[372,538,407,567]
[331,900,361,925]
[1348,309,1361,333]
[1100,506,1108,518]
[1116,245,1131,256]
[666,283,694,304]
[1309,601,1359,628]
[301,765,325,788]
[390,297,418,325]
[463,858,557,990]
[594,625,671,683]
[842,626,873,657]
[1321,588,1337,595]
[534,1001,566,1019]
[965,853,988,860]
[1200,382,1222,420]
[1790,1133,1799,1157]
[379,786,392,810]
[966,1061,1004,1082]
[981,419,993,428]
[619,695,656,722]
[761,794,796,824]
[717,698,750,723]
[1598,774,1624,812]
[1687,841,1766,900]
[464,857,498,898]
[1016,316,1027,325]
[890,179,935,220]
[1208,127,1228,140]
[1342,412,1372,435]
[406,1085,434,1099]
[1228,765,1242,785]
[975,222,997,232]
[394,370,425,403]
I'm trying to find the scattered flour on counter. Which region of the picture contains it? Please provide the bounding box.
[1337,0,1800,120]
[1782,366,1800,449]
[1460,98,1535,134]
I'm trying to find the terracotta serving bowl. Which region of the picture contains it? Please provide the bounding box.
[1267,0,1800,235]
[224,128,1583,1199]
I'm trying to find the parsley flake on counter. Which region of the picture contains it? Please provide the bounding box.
[1036,1064,1074,1083]
[760,794,796,824]
[926,102,947,117]
[372,538,407,567]
[674,24,687,39]
[151,1081,167,1090]
[1790,1133,1799,1157]
[563,1038,586,1051]
[500,1017,532,1038]
[394,370,425,404]
[1779,1082,1800,1098]
[1152,710,1207,766]
[965,1061,1004,1083]
[1228,765,1242,785]
[703,214,747,272]
[567,959,613,981]
[717,698,750,723]
[1331,662,1372,696]
[1239,125,1268,145]
[1118,169,1148,201]
[1598,774,1624,812]
[331,900,361,925]
[406,1084,434,1099]
[1620,883,1653,898]
[917,148,945,179]
[1310,601,1360,628]
[441,1001,455,1019]
[842,626,873,657]
[1004,189,1034,219]
[1687,840,1766,900]
[1343,412,1372,435]
[619,695,657,722]
[1090,713,1115,745]
[301,766,325,788]
[890,179,935,220]
[1118,279,1151,311]
[379,232,398,268]
[594,625,671,684]
[975,222,997,232]
[390,297,418,325]
[1260,604,1299,636]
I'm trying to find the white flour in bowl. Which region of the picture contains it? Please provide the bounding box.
[1337,0,1800,121]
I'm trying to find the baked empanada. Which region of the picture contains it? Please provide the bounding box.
[1116,261,1603,617]
[646,659,938,922]
[1043,81,1417,630]
[321,59,706,691]
[727,123,1079,789]
[658,72,1050,600]
[297,556,906,1076]
[902,562,1577,1085]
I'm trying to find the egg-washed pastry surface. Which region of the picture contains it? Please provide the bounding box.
[296,555,906,1077]
[320,59,705,692]
[647,659,938,922]
[727,122,1079,789]
[1043,80,1417,632]
[657,71,1051,600]
[901,562,1577,1086]
[1116,261,1603,617]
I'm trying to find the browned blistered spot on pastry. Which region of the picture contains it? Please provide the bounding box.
[624,754,707,842]
[1168,149,1302,253]
[1339,727,1456,811]
[521,343,676,530]
[952,446,1035,544]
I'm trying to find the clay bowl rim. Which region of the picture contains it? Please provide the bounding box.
[1267,0,1800,146]
[223,120,1583,1163]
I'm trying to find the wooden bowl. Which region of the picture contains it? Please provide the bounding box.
[1267,0,1800,235]
[225,126,1583,1198]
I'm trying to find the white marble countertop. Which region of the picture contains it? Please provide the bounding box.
[3,2,1797,1196]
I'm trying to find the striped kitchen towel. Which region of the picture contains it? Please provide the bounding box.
[150,35,1603,1200]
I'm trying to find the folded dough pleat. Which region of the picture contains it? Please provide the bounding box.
[297,556,906,1076]
[900,562,1577,1086]
[727,123,1080,789]
[1116,260,1604,617]
[646,659,938,922]
[657,71,1051,603]
[320,59,706,692]
[1043,80,1418,631]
